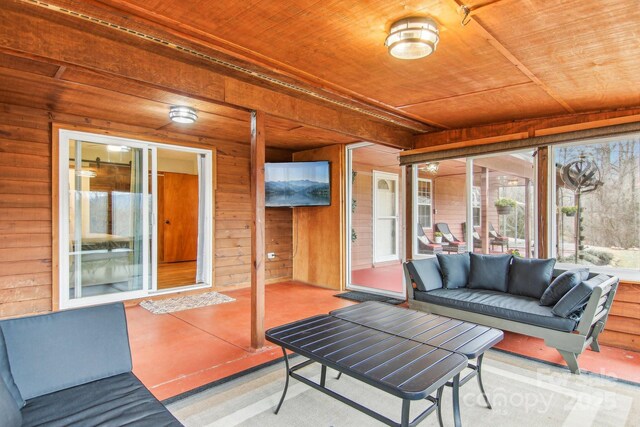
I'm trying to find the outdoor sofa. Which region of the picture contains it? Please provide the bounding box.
[404,253,619,374]
[0,303,181,427]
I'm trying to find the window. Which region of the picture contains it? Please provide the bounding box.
[472,186,481,227]
[417,178,432,229]
[552,134,640,277]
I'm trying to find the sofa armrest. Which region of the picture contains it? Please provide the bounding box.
[574,275,619,336]
[0,303,132,400]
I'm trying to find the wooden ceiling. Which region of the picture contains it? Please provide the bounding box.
[88,0,639,128]
[0,0,639,150]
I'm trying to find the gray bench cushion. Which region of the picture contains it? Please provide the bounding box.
[21,372,181,427]
[406,258,443,291]
[415,288,577,332]
[552,274,609,318]
[0,327,24,408]
[0,303,132,400]
[0,373,21,427]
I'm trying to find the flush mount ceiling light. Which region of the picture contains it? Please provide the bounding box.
[75,169,97,178]
[169,106,198,124]
[385,17,440,60]
[420,162,440,174]
[107,145,131,153]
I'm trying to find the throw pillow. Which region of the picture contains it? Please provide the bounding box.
[0,327,24,408]
[0,375,21,427]
[436,253,470,289]
[552,274,609,318]
[468,254,512,292]
[406,258,443,292]
[539,268,589,306]
[508,257,556,299]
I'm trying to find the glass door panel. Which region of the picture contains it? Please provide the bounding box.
[373,171,399,262]
[68,139,149,300]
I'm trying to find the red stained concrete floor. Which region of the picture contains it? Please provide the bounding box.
[127,281,640,401]
[351,263,404,294]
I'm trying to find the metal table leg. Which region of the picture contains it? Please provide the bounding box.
[274,347,290,414]
[401,399,410,427]
[452,374,462,427]
[320,364,327,387]
[436,386,444,427]
[476,354,492,409]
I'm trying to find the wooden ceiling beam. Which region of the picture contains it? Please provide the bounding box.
[0,1,415,149]
[446,0,575,114]
[411,107,640,151]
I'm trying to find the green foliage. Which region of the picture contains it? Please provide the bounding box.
[494,198,517,208]
[351,228,357,243]
[561,206,578,215]
[434,231,443,237]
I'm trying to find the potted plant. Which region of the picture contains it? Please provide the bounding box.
[561,206,577,217]
[494,198,517,215]
[434,231,443,243]
[509,248,522,258]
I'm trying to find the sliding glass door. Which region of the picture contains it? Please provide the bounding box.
[59,130,212,309]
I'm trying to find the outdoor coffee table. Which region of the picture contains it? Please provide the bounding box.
[330,301,504,419]
[266,314,468,427]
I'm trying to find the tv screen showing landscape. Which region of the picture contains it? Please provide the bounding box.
[265,161,331,207]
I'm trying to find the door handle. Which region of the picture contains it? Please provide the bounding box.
[165,220,170,225]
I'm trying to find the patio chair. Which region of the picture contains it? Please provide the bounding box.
[462,222,482,250]
[416,223,443,255]
[489,222,509,252]
[435,223,467,254]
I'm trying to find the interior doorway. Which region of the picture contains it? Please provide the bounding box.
[346,143,405,298]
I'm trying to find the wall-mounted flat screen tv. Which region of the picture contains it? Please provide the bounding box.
[265,161,331,207]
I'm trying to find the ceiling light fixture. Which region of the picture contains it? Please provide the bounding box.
[385,17,440,60]
[421,162,440,174]
[169,106,198,124]
[75,170,97,178]
[107,145,131,153]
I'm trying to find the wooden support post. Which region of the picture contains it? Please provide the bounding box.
[405,165,414,261]
[537,147,549,258]
[250,110,266,349]
[480,167,490,254]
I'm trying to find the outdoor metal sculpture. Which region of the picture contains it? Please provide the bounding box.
[560,154,603,263]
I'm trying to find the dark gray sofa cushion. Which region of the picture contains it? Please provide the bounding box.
[21,372,181,427]
[0,327,24,408]
[468,254,512,292]
[0,303,132,400]
[415,288,577,332]
[436,253,470,289]
[552,274,610,318]
[540,268,589,306]
[406,258,443,292]
[508,257,556,299]
[0,374,21,427]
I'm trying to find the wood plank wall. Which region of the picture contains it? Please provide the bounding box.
[600,281,640,352]
[0,104,293,318]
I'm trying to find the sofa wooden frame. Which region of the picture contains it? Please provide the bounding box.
[403,263,619,374]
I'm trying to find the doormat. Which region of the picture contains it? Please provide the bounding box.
[140,291,235,314]
[334,291,404,305]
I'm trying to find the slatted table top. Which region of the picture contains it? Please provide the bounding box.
[330,302,503,359]
[266,314,468,400]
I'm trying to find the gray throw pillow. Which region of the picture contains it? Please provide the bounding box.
[552,274,610,318]
[539,268,589,306]
[405,258,443,292]
[0,375,21,427]
[0,327,24,408]
[507,257,556,299]
[436,253,470,289]
[468,254,512,292]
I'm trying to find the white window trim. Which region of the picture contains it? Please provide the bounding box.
[58,129,214,309]
[416,177,433,230]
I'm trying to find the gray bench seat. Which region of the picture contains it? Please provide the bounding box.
[21,372,178,427]
[415,288,577,332]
